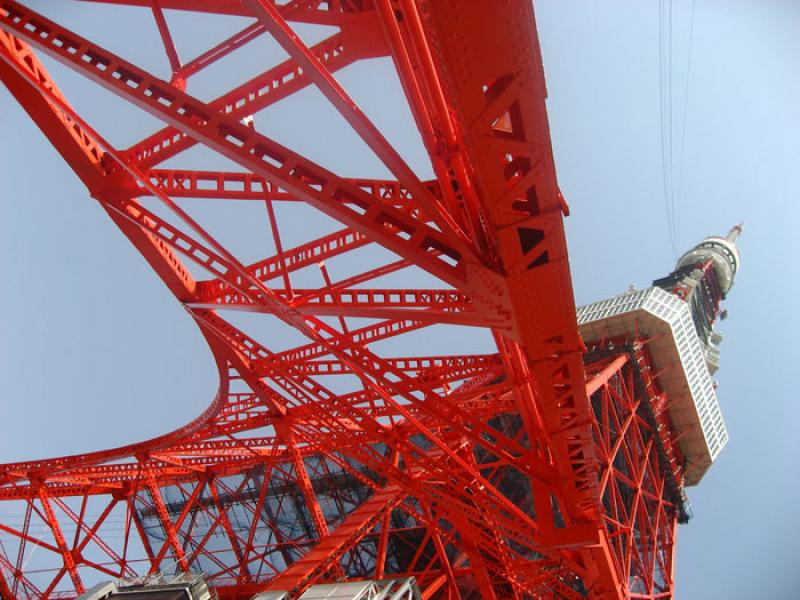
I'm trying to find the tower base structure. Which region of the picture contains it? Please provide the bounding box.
[0,316,704,600]
[35,332,691,600]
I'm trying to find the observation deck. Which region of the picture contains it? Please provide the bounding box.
[578,286,728,486]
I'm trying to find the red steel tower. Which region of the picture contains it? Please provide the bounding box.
[0,2,739,599]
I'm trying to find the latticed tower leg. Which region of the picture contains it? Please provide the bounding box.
[585,343,683,599]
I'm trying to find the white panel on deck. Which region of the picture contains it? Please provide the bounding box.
[292,578,421,600]
[299,582,377,600]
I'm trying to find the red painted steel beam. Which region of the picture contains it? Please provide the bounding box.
[150,1,182,81]
[295,353,501,376]
[0,566,12,600]
[197,258,422,320]
[276,318,428,363]
[78,0,372,24]
[0,30,104,187]
[145,475,199,573]
[78,0,251,14]
[1,510,46,598]
[374,0,496,262]
[142,169,430,207]
[37,486,84,595]
[284,428,332,541]
[192,287,484,327]
[194,228,371,301]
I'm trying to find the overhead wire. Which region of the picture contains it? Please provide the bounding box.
[676,0,698,245]
[660,0,698,259]
[659,0,678,258]
[669,0,677,251]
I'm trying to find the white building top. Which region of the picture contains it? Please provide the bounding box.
[578,286,728,486]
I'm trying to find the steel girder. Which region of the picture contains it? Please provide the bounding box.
[0,2,682,599]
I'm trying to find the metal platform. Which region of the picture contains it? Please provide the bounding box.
[578,286,729,485]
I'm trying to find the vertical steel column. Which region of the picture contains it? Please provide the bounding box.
[37,486,84,595]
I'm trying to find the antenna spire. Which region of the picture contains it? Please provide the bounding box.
[726,222,744,244]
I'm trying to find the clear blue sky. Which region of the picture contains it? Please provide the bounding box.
[1,1,798,597]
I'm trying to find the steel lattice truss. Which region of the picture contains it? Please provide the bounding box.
[0,2,683,599]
